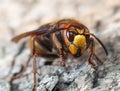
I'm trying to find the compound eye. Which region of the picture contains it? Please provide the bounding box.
[66,31,76,42]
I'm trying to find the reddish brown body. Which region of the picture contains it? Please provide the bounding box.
[11,19,108,91]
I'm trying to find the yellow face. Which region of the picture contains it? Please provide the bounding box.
[69,35,86,56]
[66,28,87,57]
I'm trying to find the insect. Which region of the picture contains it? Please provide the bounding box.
[11,19,108,91]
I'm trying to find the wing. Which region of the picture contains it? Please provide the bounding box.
[12,23,52,43]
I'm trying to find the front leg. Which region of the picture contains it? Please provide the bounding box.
[88,38,96,67]
[53,33,66,67]
[59,48,66,66]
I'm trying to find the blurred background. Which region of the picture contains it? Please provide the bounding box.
[0,0,120,91]
[0,0,120,39]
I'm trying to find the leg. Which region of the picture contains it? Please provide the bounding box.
[10,36,36,81]
[2,59,16,79]
[32,56,37,91]
[10,55,32,82]
[11,36,38,91]
[31,37,37,91]
[59,48,66,67]
[52,33,66,67]
[93,53,103,65]
[88,38,96,67]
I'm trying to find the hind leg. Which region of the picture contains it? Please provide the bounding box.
[10,54,32,82]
